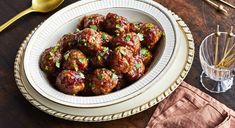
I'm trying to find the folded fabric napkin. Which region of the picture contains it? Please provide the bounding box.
[147,81,235,128]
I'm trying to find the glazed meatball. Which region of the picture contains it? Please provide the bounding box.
[140,23,162,50]
[125,57,145,81]
[140,48,153,65]
[56,70,85,95]
[110,46,135,73]
[104,13,130,36]
[112,32,141,54]
[63,49,88,72]
[90,68,118,95]
[40,46,62,74]
[130,22,143,33]
[99,32,113,46]
[91,47,111,67]
[79,14,105,31]
[57,32,79,52]
[76,28,103,53]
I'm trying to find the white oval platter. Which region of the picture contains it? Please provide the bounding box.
[23,0,180,107]
[14,12,194,121]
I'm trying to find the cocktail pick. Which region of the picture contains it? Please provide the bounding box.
[214,25,221,65]
[204,0,228,14]
[216,0,235,9]
[223,26,234,57]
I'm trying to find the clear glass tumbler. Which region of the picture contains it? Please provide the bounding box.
[200,32,235,93]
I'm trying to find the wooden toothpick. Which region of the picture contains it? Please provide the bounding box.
[214,25,220,65]
[216,0,235,9]
[204,0,228,14]
[223,26,234,57]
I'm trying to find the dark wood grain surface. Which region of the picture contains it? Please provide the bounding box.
[0,0,234,127]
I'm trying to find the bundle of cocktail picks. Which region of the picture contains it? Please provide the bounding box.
[214,25,234,68]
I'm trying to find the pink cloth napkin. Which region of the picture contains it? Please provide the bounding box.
[147,81,235,128]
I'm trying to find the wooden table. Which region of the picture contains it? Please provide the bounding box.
[0,0,234,127]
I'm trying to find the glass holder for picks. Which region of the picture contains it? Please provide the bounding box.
[199,27,235,93]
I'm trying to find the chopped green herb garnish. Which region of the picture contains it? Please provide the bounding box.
[161,32,165,36]
[101,33,107,40]
[52,46,58,53]
[78,72,85,79]
[111,69,116,72]
[137,33,144,41]
[111,73,118,79]
[55,43,60,47]
[49,56,53,60]
[64,52,70,60]
[75,28,80,32]
[99,47,109,56]
[134,22,140,25]
[115,30,120,36]
[97,74,103,80]
[45,66,49,71]
[135,63,141,69]
[80,39,87,46]
[92,36,96,41]
[140,48,148,56]
[90,25,98,31]
[78,58,87,63]
[97,55,102,61]
[55,60,60,68]
[146,23,155,28]
[115,24,122,29]
[88,16,93,20]
[88,83,94,88]
[49,52,54,57]
[103,47,109,53]
[125,34,131,42]
[68,42,73,46]
[115,15,119,19]
[81,39,86,43]
[119,48,126,56]
[73,64,78,71]
[133,36,138,42]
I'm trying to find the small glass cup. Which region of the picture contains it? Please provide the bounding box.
[199,32,235,93]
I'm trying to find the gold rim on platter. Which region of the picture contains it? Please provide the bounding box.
[14,12,194,122]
